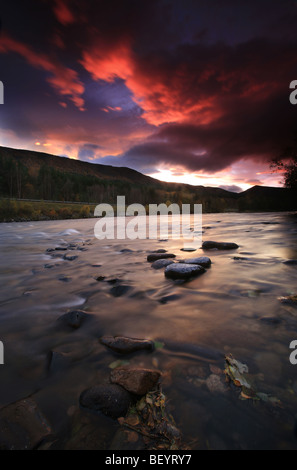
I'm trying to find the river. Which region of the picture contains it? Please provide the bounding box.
[0,212,297,449]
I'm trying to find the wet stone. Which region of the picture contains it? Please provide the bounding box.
[151,259,175,269]
[110,285,132,297]
[181,256,211,267]
[165,263,206,280]
[110,367,161,396]
[79,384,133,419]
[99,336,154,354]
[57,310,89,329]
[202,241,239,250]
[147,253,176,262]
[0,398,52,450]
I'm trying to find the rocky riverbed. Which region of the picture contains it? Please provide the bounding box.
[0,212,297,449]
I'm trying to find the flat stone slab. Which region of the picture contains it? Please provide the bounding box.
[165,263,206,280]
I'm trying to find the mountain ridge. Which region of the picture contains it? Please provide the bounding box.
[0,145,295,213]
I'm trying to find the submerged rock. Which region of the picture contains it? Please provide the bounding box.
[110,367,161,395]
[283,260,297,266]
[202,241,239,250]
[165,263,206,280]
[181,256,211,267]
[0,398,52,450]
[63,254,78,261]
[99,335,154,354]
[57,310,89,329]
[147,253,176,262]
[110,285,132,297]
[79,384,133,419]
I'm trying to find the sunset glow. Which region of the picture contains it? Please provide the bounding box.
[1,0,297,191]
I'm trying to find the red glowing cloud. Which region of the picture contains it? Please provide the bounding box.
[0,34,85,110]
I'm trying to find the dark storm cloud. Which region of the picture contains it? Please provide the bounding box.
[1,0,297,177]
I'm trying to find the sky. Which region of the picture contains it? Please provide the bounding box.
[1,0,297,192]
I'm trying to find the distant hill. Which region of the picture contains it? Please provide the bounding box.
[0,146,296,213]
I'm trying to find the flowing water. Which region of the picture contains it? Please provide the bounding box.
[0,212,297,450]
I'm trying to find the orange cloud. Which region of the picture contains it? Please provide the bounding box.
[80,41,222,127]
[0,34,85,110]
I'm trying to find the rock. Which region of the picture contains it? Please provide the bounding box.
[147,253,176,262]
[79,384,133,419]
[202,241,239,250]
[110,285,132,297]
[55,247,68,251]
[182,256,211,267]
[151,259,175,269]
[99,336,154,354]
[110,367,161,395]
[283,260,297,266]
[278,295,297,306]
[206,374,228,394]
[165,263,206,280]
[0,398,52,450]
[180,248,197,252]
[63,254,78,261]
[57,310,89,329]
[58,275,72,282]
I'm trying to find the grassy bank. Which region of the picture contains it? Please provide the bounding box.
[0,199,97,222]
